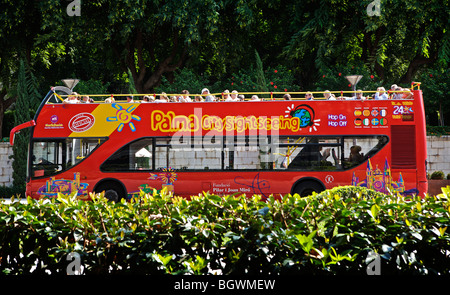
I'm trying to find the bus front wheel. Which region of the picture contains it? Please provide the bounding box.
[292,180,324,197]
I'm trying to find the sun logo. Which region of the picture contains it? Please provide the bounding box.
[106,103,141,132]
[285,104,320,132]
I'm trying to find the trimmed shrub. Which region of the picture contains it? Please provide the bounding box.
[431,171,445,180]
[0,186,449,275]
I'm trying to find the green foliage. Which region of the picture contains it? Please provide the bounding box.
[1,0,449,126]
[74,79,111,96]
[419,67,450,126]
[126,68,138,95]
[254,50,268,93]
[0,185,23,199]
[155,64,298,100]
[11,60,34,193]
[430,171,445,180]
[1,186,449,275]
[427,126,450,136]
[315,64,384,93]
[155,68,210,95]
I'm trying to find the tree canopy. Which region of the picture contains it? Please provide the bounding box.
[0,0,449,130]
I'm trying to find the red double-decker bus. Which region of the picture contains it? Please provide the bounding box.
[10,83,427,201]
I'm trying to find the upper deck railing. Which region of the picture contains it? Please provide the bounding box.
[47,82,421,104]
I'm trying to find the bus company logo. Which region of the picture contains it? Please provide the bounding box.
[285,104,320,132]
[45,114,64,129]
[51,115,58,123]
[69,113,95,132]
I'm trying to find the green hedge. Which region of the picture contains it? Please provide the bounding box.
[1,186,449,275]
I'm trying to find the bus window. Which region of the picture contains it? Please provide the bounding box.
[66,138,107,167]
[32,141,64,177]
[158,137,224,170]
[343,135,389,169]
[101,138,153,171]
[274,136,343,171]
[272,135,389,171]
[32,137,106,177]
[223,136,273,170]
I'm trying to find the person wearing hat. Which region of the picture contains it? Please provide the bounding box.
[202,88,214,102]
[230,90,239,101]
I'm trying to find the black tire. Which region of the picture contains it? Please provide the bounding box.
[104,189,119,202]
[94,181,126,202]
[292,180,324,197]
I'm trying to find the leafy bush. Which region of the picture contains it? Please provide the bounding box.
[427,126,450,136]
[0,185,24,199]
[431,171,446,180]
[0,186,449,275]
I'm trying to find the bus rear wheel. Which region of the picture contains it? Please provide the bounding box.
[292,180,324,197]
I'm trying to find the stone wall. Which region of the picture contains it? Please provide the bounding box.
[427,136,450,176]
[0,142,14,187]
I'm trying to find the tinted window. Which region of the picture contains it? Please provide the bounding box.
[101,138,153,171]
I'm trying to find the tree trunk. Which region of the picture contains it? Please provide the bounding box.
[0,89,16,139]
[399,50,438,84]
[120,31,187,94]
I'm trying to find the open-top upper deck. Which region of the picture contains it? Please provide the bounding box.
[30,83,423,140]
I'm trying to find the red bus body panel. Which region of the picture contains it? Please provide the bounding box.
[26,93,428,199]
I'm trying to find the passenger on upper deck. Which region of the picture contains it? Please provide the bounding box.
[126,95,135,103]
[81,95,93,103]
[283,93,291,100]
[194,95,204,102]
[374,87,388,100]
[392,87,412,99]
[339,89,366,100]
[104,95,115,103]
[142,95,154,103]
[63,92,81,104]
[179,90,192,102]
[324,90,336,100]
[305,92,314,100]
[389,84,398,99]
[250,95,260,101]
[222,89,231,101]
[158,92,169,102]
[350,90,366,100]
[230,90,239,101]
[202,88,215,102]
